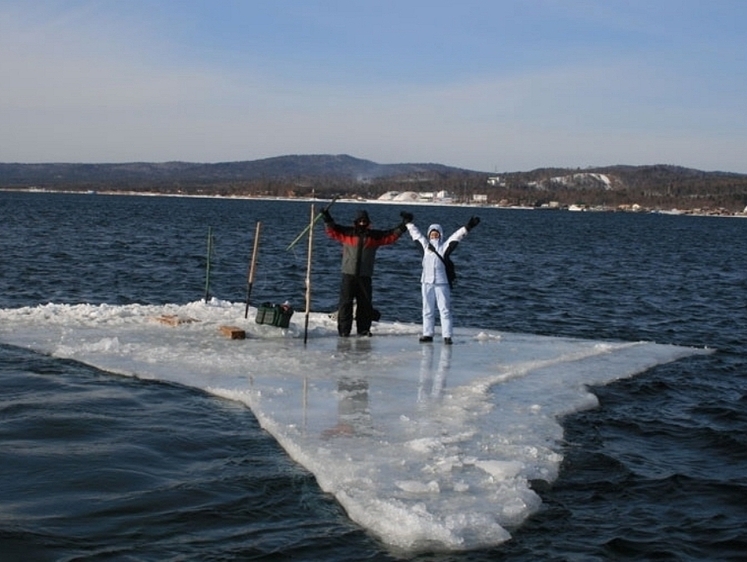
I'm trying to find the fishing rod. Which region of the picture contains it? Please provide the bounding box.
[203,226,214,303]
[286,195,339,251]
[244,221,262,319]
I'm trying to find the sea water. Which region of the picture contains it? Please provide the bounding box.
[1,191,745,561]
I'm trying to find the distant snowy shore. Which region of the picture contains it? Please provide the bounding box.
[3,187,746,218]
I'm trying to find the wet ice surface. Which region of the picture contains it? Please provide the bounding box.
[0,299,707,552]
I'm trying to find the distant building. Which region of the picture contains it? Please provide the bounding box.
[487,176,504,186]
[472,194,488,203]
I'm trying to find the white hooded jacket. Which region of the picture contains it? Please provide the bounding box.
[406,222,468,285]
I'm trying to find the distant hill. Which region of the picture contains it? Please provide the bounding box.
[1,155,746,213]
[502,164,744,190]
[0,154,478,188]
[491,164,747,213]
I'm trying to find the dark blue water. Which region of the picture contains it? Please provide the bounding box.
[1,191,746,561]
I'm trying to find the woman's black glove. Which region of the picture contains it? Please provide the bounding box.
[399,211,414,224]
[466,216,480,231]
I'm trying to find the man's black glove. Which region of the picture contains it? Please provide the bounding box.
[466,216,480,231]
[320,209,333,224]
[400,211,414,224]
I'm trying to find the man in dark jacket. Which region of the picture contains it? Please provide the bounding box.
[321,209,408,337]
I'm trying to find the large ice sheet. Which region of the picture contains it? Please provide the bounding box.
[0,300,708,552]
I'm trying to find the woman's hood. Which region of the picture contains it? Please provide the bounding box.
[427,224,444,238]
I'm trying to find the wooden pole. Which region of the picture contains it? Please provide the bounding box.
[304,204,314,344]
[244,221,262,318]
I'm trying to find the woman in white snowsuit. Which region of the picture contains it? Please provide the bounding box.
[401,213,480,344]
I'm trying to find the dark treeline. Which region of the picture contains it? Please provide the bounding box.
[2,158,746,213]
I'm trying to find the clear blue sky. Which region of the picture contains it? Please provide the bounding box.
[2,1,746,173]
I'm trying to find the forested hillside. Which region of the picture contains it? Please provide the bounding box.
[2,156,746,213]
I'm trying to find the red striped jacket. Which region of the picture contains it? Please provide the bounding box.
[325,222,405,276]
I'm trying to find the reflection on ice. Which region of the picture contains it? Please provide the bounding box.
[0,299,709,552]
[418,344,451,405]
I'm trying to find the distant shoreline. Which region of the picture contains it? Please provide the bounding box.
[3,187,746,218]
